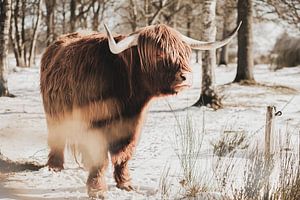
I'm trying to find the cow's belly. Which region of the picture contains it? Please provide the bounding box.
[95,114,145,146]
[46,109,144,146]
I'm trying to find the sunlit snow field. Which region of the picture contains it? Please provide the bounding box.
[0,52,299,199]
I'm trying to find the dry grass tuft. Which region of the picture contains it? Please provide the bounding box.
[270,132,300,200]
[232,149,273,200]
[159,165,172,200]
[171,110,209,199]
[212,130,249,157]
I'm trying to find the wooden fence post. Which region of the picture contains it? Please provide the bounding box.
[265,106,275,162]
[264,106,275,200]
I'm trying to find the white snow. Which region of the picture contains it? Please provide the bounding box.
[0,57,299,199]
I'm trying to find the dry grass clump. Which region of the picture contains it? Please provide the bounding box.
[269,132,300,200]
[159,165,172,200]
[270,155,300,200]
[212,130,249,157]
[173,113,209,198]
[160,109,210,199]
[229,132,300,200]
[231,149,273,200]
[160,106,300,200]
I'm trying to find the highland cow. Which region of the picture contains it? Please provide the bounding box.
[40,23,241,198]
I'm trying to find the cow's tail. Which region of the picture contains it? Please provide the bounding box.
[70,143,84,169]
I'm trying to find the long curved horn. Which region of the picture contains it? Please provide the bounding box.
[104,24,138,54]
[181,21,242,50]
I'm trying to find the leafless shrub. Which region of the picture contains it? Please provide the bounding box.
[270,33,300,70]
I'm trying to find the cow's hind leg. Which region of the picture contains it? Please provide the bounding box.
[47,125,66,172]
[109,136,136,191]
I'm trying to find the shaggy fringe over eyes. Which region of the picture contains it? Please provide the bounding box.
[137,24,192,75]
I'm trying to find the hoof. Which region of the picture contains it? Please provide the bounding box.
[87,177,107,199]
[117,182,134,191]
[87,187,107,199]
[47,154,64,172]
[47,163,64,172]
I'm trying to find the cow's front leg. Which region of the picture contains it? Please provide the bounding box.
[80,131,108,199]
[109,136,137,191]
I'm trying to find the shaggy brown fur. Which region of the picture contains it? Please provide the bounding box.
[40,24,191,198]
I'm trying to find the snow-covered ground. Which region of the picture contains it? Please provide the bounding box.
[0,59,299,199]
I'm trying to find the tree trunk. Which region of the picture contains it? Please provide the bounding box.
[70,0,76,32]
[193,0,222,109]
[21,0,26,66]
[185,4,192,37]
[219,17,229,66]
[45,0,56,46]
[128,0,138,31]
[234,0,255,83]
[92,1,100,31]
[28,0,42,67]
[144,0,150,26]
[62,0,66,34]
[10,0,42,67]
[10,0,26,67]
[0,0,12,97]
[219,44,228,66]
[219,0,236,66]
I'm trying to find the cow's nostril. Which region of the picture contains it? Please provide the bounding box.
[180,74,186,81]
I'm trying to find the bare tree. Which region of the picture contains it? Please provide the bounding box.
[255,0,300,29]
[10,0,42,67]
[116,0,187,32]
[28,0,42,67]
[154,0,185,26]
[0,0,13,97]
[91,0,109,31]
[218,0,236,66]
[115,0,140,31]
[10,0,26,67]
[53,0,68,34]
[233,0,255,83]
[45,0,56,46]
[69,0,97,32]
[44,0,112,39]
[70,0,77,32]
[193,0,222,109]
